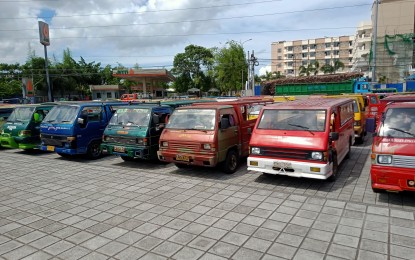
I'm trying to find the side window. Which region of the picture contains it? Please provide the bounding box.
[221,114,235,127]
[370,96,378,104]
[81,107,102,122]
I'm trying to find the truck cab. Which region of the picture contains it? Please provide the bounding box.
[0,103,55,149]
[101,104,172,161]
[40,102,127,159]
[158,101,259,173]
[248,98,355,181]
[371,102,415,192]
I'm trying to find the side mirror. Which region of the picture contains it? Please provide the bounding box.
[329,132,339,141]
[220,117,230,129]
[34,113,41,123]
[77,118,85,125]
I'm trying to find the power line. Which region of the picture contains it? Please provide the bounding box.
[0,0,282,20]
[0,3,371,32]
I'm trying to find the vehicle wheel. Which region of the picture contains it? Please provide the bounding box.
[372,187,385,193]
[175,163,188,169]
[356,132,365,144]
[328,154,338,182]
[345,139,351,159]
[222,149,239,174]
[86,141,102,160]
[121,156,134,161]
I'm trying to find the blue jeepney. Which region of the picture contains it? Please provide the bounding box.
[40,102,127,159]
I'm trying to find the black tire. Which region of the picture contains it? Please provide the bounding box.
[221,149,239,174]
[356,132,365,144]
[372,187,385,193]
[328,154,338,182]
[175,163,188,169]
[121,156,134,161]
[86,141,102,160]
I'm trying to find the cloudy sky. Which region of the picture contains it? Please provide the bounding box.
[1,0,372,74]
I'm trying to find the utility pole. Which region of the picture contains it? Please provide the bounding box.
[371,0,379,82]
[246,50,258,96]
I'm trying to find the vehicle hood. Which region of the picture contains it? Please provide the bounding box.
[104,125,148,138]
[161,128,215,143]
[372,137,415,156]
[250,130,328,151]
[40,123,74,136]
[1,121,29,136]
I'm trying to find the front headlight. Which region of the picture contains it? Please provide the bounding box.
[67,136,76,142]
[311,151,323,160]
[161,141,168,147]
[251,147,261,155]
[136,138,148,145]
[19,130,31,136]
[203,144,211,150]
[377,155,392,164]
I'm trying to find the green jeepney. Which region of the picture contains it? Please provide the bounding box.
[0,103,55,149]
[101,103,172,161]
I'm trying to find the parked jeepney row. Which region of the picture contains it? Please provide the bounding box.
[1,93,415,193]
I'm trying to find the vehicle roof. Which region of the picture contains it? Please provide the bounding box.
[9,103,56,108]
[387,101,415,109]
[182,103,234,109]
[264,97,353,110]
[122,104,170,109]
[382,94,415,101]
[54,101,126,106]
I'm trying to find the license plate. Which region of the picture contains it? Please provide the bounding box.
[114,146,125,153]
[46,145,55,151]
[273,161,292,169]
[176,154,190,162]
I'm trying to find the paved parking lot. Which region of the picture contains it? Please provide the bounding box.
[1,137,415,260]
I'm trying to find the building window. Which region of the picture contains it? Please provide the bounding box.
[325,51,331,56]
[287,46,293,51]
[349,41,353,46]
[302,61,308,66]
[349,49,353,54]
[334,50,340,55]
[277,64,282,68]
[107,92,112,98]
[325,59,331,65]
[96,93,101,99]
[309,52,316,57]
[287,54,294,59]
[325,43,331,48]
[115,92,119,99]
[302,53,308,58]
[277,56,282,60]
[310,44,316,49]
[334,42,340,47]
[287,62,293,67]
[277,48,282,53]
[302,45,308,50]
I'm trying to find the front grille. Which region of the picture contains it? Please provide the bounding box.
[41,134,73,148]
[106,136,136,145]
[170,142,199,152]
[260,147,309,160]
[393,155,415,168]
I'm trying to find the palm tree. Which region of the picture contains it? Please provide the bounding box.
[320,64,335,74]
[299,62,319,76]
[313,61,320,75]
[333,60,345,73]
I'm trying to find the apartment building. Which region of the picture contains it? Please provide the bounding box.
[371,0,415,82]
[351,21,372,77]
[271,36,354,77]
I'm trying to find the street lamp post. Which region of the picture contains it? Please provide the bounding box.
[241,39,252,95]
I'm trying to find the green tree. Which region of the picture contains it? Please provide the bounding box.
[213,40,247,93]
[299,61,320,76]
[172,44,214,93]
[333,60,345,73]
[0,63,23,99]
[259,71,285,81]
[320,64,335,74]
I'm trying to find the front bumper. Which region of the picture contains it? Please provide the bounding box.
[157,150,218,167]
[101,143,151,160]
[0,135,19,149]
[371,164,415,192]
[40,145,80,155]
[247,156,332,180]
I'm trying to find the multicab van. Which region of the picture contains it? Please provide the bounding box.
[0,103,55,149]
[40,102,127,159]
[248,98,355,181]
[371,102,415,193]
[101,104,172,161]
[157,100,260,173]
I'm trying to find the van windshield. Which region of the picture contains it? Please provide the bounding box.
[379,108,415,138]
[167,109,216,130]
[7,107,35,122]
[44,105,79,124]
[258,109,326,131]
[109,108,150,126]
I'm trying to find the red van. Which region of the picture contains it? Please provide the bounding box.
[158,100,260,173]
[248,98,354,181]
[371,102,415,192]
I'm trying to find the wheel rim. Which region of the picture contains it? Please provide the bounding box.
[91,143,100,157]
[229,154,237,171]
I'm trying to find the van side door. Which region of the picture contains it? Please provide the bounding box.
[217,108,239,162]
[75,106,103,152]
[238,104,256,157]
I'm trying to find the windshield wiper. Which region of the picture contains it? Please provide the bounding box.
[288,123,314,135]
[388,127,415,137]
[46,119,56,123]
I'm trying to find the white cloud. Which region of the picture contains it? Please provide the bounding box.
[259,65,272,76]
[0,0,372,70]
